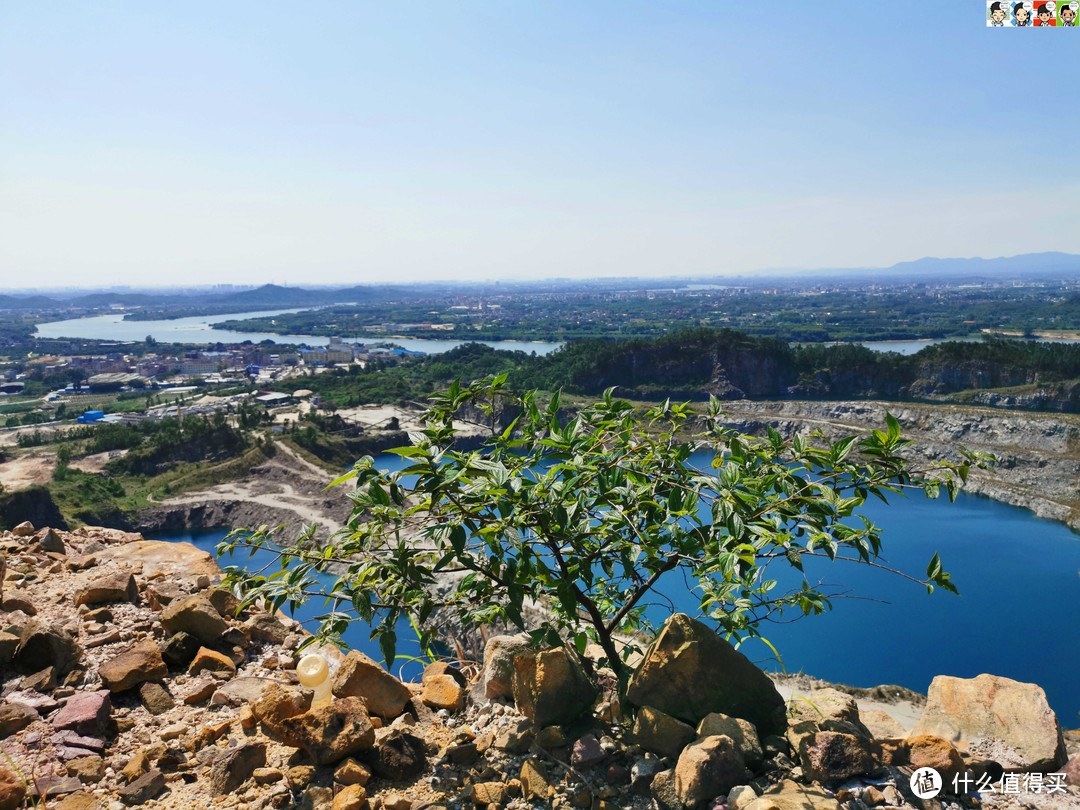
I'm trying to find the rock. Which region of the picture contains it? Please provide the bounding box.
[630,756,663,794]
[74,569,138,608]
[0,767,26,810]
[0,632,18,664]
[332,650,413,719]
[876,734,965,784]
[14,619,81,676]
[211,676,275,705]
[138,681,175,715]
[188,646,236,677]
[6,689,58,713]
[160,631,201,670]
[697,712,763,769]
[209,742,267,795]
[675,735,750,806]
[798,731,875,785]
[279,697,376,765]
[288,765,316,788]
[118,768,165,805]
[51,690,111,737]
[520,758,553,800]
[858,709,907,741]
[633,705,696,759]
[626,614,786,735]
[253,767,283,784]
[52,793,101,810]
[650,768,681,810]
[332,784,368,810]
[909,673,1067,772]
[785,688,872,754]
[571,734,608,768]
[94,539,219,581]
[121,751,149,783]
[369,728,427,781]
[207,588,241,618]
[244,612,288,643]
[159,593,229,645]
[420,661,467,712]
[1063,753,1080,786]
[253,681,312,736]
[11,521,34,537]
[742,779,841,810]
[21,666,56,692]
[2,590,36,615]
[334,758,372,787]
[482,633,532,700]
[181,677,218,704]
[34,528,65,553]
[299,786,333,810]
[511,646,597,727]
[66,755,104,783]
[728,784,758,810]
[30,774,82,799]
[471,782,507,805]
[98,639,168,692]
[0,702,38,735]
[143,580,184,611]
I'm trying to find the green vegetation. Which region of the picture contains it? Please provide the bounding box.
[222,378,984,690]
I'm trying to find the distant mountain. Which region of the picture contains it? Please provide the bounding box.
[859,252,1080,280]
[0,294,60,310]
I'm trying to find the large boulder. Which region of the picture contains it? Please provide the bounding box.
[511,646,597,728]
[278,697,376,765]
[332,651,413,719]
[94,539,219,581]
[626,613,786,735]
[13,619,80,676]
[674,735,750,806]
[482,634,532,700]
[798,731,875,785]
[74,568,138,607]
[786,687,872,753]
[98,639,168,692]
[159,593,229,645]
[909,674,1066,772]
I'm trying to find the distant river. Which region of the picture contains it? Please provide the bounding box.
[34,310,564,355]
[152,448,1080,722]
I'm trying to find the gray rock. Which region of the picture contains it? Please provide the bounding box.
[209,742,267,795]
[118,768,165,805]
[481,633,532,700]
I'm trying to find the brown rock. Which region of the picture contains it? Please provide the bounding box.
[118,768,165,805]
[244,612,288,643]
[332,784,368,810]
[511,646,597,727]
[2,590,36,615]
[66,755,104,783]
[633,705,696,759]
[858,709,907,741]
[121,751,149,783]
[279,697,376,765]
[332,650,413,719]
[52,794,101,810]
[743,779,841,810]
[133,681,173,715]
[0,632,18,665]
[98,639,168,692]
[482,633,532,700]
[181,677,218,704]
[799,731,875,785]
[697,712,763,769]
[209,741,266,795]
[420,674,466,713]
[74,569,138,607]
[675,735,750,806]
[0,767,25,810]
[160,593,229,644]
[909,673,1067,772]
[94,539,219,581]
[253,768,283,784]
[160,631,200,670]
[627,613,787,735]
[786,688,872,754]
[11,521,34,537]
[520,758,553,800]
[188,646,236,677]
[334,758,372,786]
[1063,753,1080,786]
[472,782,507,804]
[288,765,316,788]
[14,619,81,676]
[192,718,231,749]
[0,702,38,735]
[369,728,427,781]
[253,681,312,736]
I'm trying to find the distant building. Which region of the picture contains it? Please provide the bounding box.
[77,410,106,424]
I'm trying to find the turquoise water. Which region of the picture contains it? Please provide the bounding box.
[153,450,1080,722]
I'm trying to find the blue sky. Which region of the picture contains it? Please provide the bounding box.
[2,2,1078,287]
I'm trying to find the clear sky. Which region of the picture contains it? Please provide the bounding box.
[2,2,1078,289]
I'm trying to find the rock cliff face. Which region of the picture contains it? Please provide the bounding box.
[715,400,1080,530]
[0,524,1077,810]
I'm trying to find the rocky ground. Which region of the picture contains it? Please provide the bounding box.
[0,522,1077,810]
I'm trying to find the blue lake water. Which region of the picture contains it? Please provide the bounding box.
[151,449,1080,723]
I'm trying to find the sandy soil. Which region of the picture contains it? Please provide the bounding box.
[0,453,54,490]
[70,448,127,474]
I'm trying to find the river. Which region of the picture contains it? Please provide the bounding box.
[34,310,1069,356]
[149,448,1080,722]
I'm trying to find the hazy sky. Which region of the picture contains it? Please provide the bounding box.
[2,2,1078,289]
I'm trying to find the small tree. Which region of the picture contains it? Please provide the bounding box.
[222,377,987,691]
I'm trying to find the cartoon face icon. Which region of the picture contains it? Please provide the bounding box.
[1062,3,1077,22]
[1014,2,1031,22]
[990,1,1009,21]
[1037,6,1054,21]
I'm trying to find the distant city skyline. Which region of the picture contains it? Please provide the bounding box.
[2,3,1078,288]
